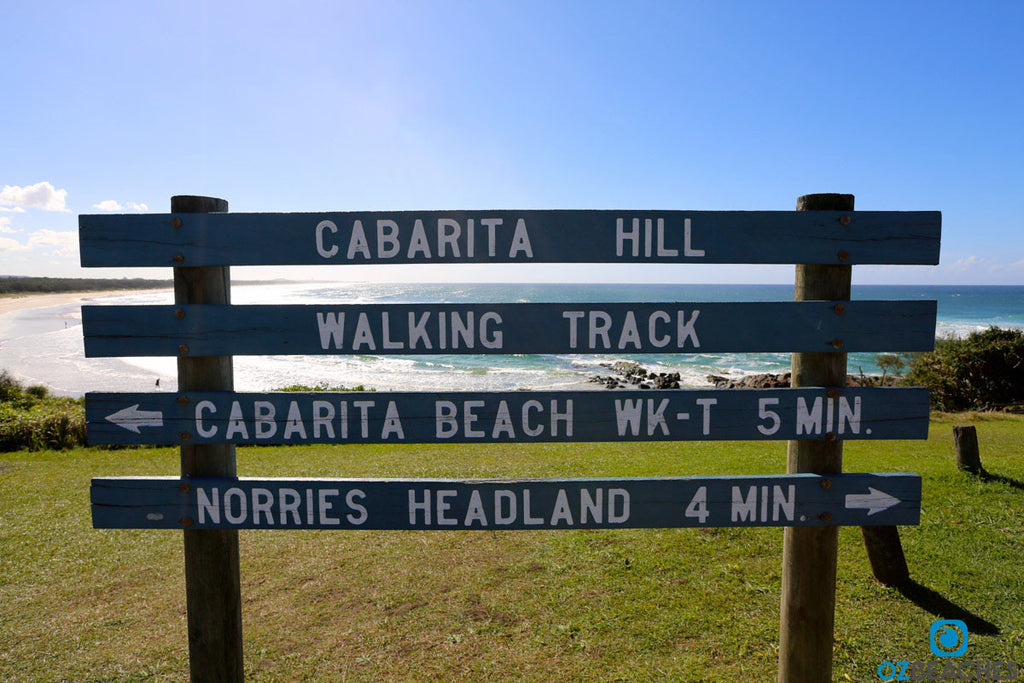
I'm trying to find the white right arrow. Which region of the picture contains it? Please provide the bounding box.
[105,404,164,434]
[845,487,902,516]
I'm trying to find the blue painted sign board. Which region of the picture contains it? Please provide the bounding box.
[81,300,937,358]
[85,387,930,446]
[90,473,922,530]
[78,210,941,267]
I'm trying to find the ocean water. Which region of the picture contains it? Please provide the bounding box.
[1,283,1021,397]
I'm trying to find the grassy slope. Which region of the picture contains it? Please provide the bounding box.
[1,414,1022,682]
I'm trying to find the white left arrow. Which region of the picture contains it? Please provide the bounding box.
[845,487,901,516]
[105,404,164,434]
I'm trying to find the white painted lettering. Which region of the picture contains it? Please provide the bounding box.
[377,219,400,258]
[509,218,533,257]
[436,490,457,525]
[347,220,371,259]
[197,487,220,524]
[319,489,340,525]
[346,489,367,525]
[683,218,705,257]
[409,489,431,525]
[316,312,345,350]
[315,220,339,258]
[195,400,217,438]
[283,401,307,440]
[254,401,276,440]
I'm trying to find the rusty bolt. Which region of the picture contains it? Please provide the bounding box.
[177,395,189,406]
[830,338,844,349]
[175,308,185,320]
[838,250,850,262]
[178,344,190,355]
[179,482,191,493]
[827,388,839,399]
[171,217,183,229]
[825,432,837,442]
[820,479,832,490]
[172,253,185,265]
[840,215,851,227]
[819,512,832,523]
[833,303,846,315]
[179,431,190,441]
[180,516,193,528]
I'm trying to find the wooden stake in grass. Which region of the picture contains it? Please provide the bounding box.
[953,425,983,473]
[172,195,244,683]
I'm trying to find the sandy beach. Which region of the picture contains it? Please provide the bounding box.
[0,289,169,318]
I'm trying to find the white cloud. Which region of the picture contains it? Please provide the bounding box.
[0,236,30,252]
[0,217,14,234]
[0,206,26,213]
[26,229,77,256]
[0,182,69,212]
[0,229,78,257]
[93,199,149,212]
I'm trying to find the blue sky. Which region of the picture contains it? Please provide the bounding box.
[2,1,1022,284]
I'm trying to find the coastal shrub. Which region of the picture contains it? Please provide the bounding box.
[0,400,86,451]
[0,370,86,451]
[905,327,1024,411]
[0,370,21,402]
[277,382,373,392]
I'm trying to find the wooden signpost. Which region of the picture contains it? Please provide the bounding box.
[79,209,940,266]
[81,300,937,357]
[85,387,931,446]
[79,195,939,683]
[92,473,922,530]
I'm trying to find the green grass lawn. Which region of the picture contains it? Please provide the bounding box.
[1,413,1022,681]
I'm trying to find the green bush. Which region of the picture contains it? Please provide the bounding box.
[905,327,1024,411]
[0,399,86,451]
[0,370,86,451]
[276,382,372,392]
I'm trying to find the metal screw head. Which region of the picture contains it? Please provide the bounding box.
[838,250,850,262]
[177,395,189,406]
[820,479,832,490]
[178,344,190,355]
[833,303,846,315]
[179,482,191,493]
[172,253,185,265]
[179,431,191,441]
[827,388,839,399]
[819,512,833,524]
[171,217,183,229]
[825,432,837,442]
[179,516,194,528]
[175,308,186,320]
[840,215,851,227]
[830,338,844,349]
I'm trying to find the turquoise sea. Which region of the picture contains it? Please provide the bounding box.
[1,283,1021,396]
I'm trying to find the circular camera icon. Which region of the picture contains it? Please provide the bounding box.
[929,619,968,658]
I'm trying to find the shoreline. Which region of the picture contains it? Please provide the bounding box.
[0,289,172,318]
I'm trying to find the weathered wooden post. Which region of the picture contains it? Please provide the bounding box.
[953,424,983,473]
[777,193,853,682]
[172,195,244,683]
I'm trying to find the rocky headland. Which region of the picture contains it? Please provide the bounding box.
[589,361,894,390]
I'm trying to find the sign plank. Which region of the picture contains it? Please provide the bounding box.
[85,387,930,446]
[78,210,941,267]
[81,300,937,358]
[90,473,923,530]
